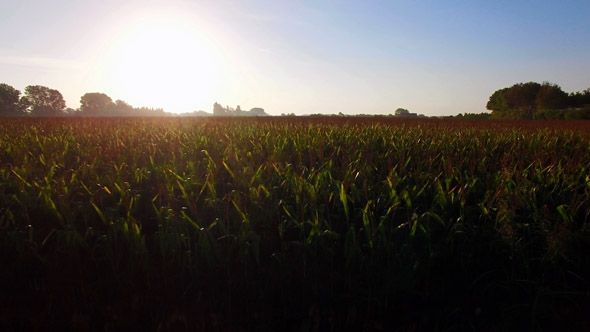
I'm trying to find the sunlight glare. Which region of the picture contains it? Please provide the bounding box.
[103,14,223,113]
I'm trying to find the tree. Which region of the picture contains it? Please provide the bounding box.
[569,88,590,108]
[0,83,25,116]
[22,85,66,116]
[112,100,133,115]
[513,82,541,114]
[536,82,568,111]
[486,82,541,118]
[80,92,114,115]
[486,88,509,116]
[487,82,589,118]
[395,108,409,116]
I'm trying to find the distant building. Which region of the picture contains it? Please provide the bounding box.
[248,107,267,116]
[212,102,269,116]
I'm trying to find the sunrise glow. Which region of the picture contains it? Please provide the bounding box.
[101,12,224,113]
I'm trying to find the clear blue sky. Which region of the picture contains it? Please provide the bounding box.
[1,0,589,115]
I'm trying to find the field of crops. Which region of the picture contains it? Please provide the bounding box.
[1,117,589,331]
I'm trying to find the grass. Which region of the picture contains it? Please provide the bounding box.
[1,117,589,331]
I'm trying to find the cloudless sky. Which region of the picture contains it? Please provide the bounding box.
[1,0,589,115]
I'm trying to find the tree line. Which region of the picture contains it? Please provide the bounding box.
[4,81,589,119]
[0,83,165,117]
[486,82,590,119]
[212,102,268,116]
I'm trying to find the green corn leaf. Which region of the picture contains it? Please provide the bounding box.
[340,182,349,220]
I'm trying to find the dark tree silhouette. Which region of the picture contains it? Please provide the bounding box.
[22,85,66,117]
[569,88,590,108]
[488,82,590,119]
[0,83,25,116]
[486,82,541,118]
[395,108,409,116]
[536,82,568,111]
[112,100,134,115]
[80,92,114,115]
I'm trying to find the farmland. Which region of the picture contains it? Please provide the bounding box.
[1,117,590,331]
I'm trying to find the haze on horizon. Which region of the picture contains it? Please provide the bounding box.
[1,0,589,116]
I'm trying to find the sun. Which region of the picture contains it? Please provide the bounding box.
[102,14,223,113]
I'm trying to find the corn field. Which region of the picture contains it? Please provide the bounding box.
[1,117,589,331]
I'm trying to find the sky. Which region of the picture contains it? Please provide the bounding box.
[1,0,589,116]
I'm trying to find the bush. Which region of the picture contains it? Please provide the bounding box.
[565,106,590,120]
[533,109,566,119]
